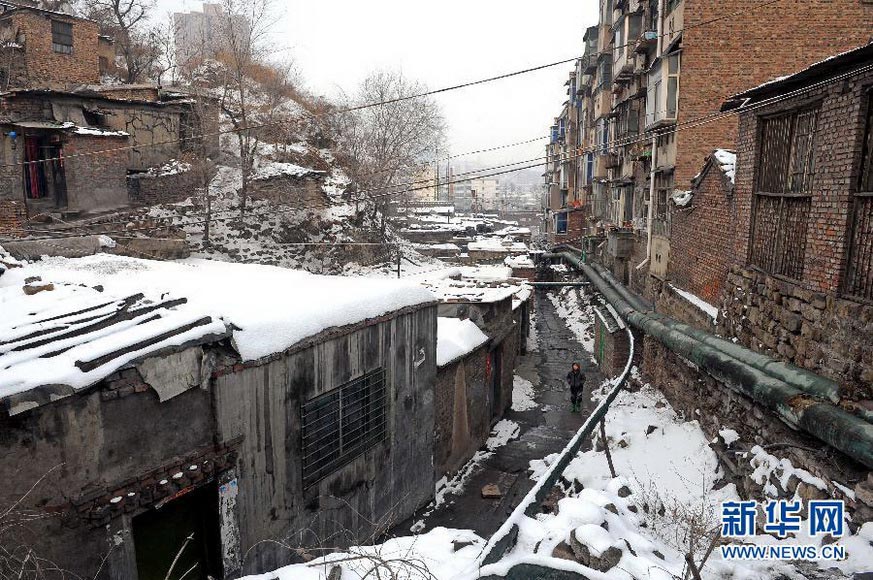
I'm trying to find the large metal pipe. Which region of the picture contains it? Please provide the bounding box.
[557,250,873,469]
[558,245,841,404]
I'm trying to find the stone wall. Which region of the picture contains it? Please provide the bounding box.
[593,320,629,378]
[128,168,202,206]
[639,336,872,528]
[720,265,873,401]
[434,344,490,478]
[249,174,327,206]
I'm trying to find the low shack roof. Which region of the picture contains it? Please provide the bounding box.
[0,251,435,411]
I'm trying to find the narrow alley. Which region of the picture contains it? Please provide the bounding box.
[396,287,606,538]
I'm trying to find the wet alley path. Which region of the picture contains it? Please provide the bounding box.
[393,288,606,538]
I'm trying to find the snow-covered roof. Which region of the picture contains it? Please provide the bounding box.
[0,254,435,408]
[504,254,535,269]
[436,317,488,366]
[690,149,737,195]
[416,266,532,306]
[713,149,736,184]
[468,237,528,253]
[8,121,129,137]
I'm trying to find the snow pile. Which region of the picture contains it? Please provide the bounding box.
[548,287,595,356]
[468,237,528,253]
[241,527,485,580]
[0,255,436,398]
[251,160,323,181]
[669,283,720,322]
[671,189,694,207]
[511,374,538,411]
[436,317,488,366]
[526,304,539,353]
[504,254,535,269]
[144,159,192,177]
[713,149,737,184]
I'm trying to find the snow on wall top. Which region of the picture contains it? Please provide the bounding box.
[0,255,436,403]
[713,149,737,184]
[436,317,488,366]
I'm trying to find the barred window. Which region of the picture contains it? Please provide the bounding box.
[844,93,873,301]
[51,20,73,54]
[750,108,818,279]
[301,369,387,489]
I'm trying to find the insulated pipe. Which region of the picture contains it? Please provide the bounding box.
[558,244,842,404]
[558,251,873,469]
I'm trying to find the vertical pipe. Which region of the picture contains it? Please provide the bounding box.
[646,132,657,262]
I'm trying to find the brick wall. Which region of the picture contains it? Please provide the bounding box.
[675,0,873,189]
[668,159,736,304]
[593,320,630,378]
[717,64,873,400]
[7,10,101,88]
[63,134,130,211]
[0,199,26,237]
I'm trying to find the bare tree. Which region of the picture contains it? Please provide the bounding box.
[76,0,157,83]
[336,71,446,237]
[213,0,278,216]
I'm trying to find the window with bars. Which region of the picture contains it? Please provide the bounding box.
[300,368,387,489]
[749,108,819,280]
[844,94,873,301]
[51,20,73,54]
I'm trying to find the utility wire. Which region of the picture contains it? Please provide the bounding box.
[0,0,789,170]
[8,59,869,244]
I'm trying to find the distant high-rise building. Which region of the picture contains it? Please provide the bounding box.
[173,3,250,67]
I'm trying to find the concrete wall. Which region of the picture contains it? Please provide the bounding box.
[213,305,438,576]
[0,353,217,579]
[434,344,490,478]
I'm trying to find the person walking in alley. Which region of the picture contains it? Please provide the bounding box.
[566,362,585,413]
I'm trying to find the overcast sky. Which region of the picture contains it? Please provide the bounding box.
[158,0,598,167]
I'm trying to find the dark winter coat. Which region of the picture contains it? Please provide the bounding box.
[566,369,585,393]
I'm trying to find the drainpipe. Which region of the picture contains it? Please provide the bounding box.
[645,132,657,265]
[557,250,873,469]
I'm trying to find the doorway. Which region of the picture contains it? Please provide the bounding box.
[132,484,222,580]
[22,135,67,208]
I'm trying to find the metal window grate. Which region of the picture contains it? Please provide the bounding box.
[844,95,873,301]
[301,368,387,489]
[750,194,811,280]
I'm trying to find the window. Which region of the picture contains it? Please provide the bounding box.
[301,368,387,489]
[596,118,609,155]
[749,108,819,280]
[556,212,568,234]
[51,20,73,54]
[666,53,680,119]
[667,0,682,13]
[844,93,873,301]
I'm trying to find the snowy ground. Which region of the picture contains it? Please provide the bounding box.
[548,286,596,359]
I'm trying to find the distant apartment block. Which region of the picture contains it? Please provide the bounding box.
[173,3,251,66]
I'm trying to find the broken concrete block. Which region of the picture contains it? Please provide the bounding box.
[23,282,54,295]
[481,484,502,499]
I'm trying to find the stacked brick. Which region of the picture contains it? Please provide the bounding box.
[0,199,26,237]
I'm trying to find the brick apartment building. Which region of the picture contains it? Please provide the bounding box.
[544,0,873,295]
[718,42,873,401]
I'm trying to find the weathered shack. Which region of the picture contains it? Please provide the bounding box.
[0,254,437,579]
[0,87,219,217]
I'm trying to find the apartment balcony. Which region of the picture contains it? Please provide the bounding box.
[605,153,621,169]
[581,53,596,74]
[634,30,658,54]
[593,89,612,120]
